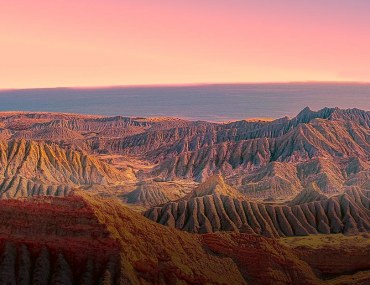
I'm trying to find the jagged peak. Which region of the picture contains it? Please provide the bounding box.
[289,182,328,205]
[294,107,335,124]
[190,175,242,198]
[328,108,370,127]
[293,107,369,125]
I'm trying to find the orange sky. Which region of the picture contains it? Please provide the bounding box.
[1,0,370,88]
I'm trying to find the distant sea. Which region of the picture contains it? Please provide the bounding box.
[0,83,369,122]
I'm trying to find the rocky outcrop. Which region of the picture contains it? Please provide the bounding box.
[0,176,72,199]
[120,179,194,207]
[187,174,242,199]
[234,162,303,198]
[202,233,320,285]
[122,183,171,207]
[0,193,247,285]
[145,187,370,236]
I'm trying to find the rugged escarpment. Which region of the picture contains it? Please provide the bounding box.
[80,193,370,285]
[145,186,370,236]
[106,107,369,158]
[153,117,369,181]
[0,140,127,198]
[280,234,370,280]
[147,108,369,198]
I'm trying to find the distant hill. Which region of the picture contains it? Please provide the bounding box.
[0,107,368,200]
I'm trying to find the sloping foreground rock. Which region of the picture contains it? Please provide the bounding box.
[0,193,368,284]
[0,194,246,285]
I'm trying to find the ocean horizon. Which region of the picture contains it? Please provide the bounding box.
[0,82,369,122]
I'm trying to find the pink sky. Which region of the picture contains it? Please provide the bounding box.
[1,0,370,88]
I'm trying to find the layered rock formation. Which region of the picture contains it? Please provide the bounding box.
[0,193,247,284]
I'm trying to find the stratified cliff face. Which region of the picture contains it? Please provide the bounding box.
[0,140,127,198]
[106,107,369,157]
[201,233,320,285]
[0,195,121,285]
[145,176,370,236]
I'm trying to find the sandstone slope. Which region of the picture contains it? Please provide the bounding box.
[0,140,128,198]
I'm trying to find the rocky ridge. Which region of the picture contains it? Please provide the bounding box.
[145,177,370,236]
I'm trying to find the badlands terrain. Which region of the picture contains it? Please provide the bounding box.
[0,107,368,284]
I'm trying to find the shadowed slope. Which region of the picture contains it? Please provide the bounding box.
[78,192,248,285]
[0,193,247,285]
[289,182,328,205]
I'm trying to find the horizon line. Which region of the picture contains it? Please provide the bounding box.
[1,80,370,91]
